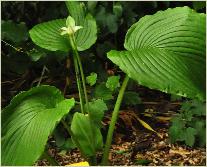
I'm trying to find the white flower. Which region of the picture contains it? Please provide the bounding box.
[60,16,83,36]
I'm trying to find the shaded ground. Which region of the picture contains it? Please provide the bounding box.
[2,69,206,166]
[36,127,206,166]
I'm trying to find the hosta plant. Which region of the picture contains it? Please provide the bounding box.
[2,3,206,166]
[102,6,205,164]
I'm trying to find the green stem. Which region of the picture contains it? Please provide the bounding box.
[69,36,85,114]
[71,35,89,113]
[76,52,89,112]
[42,149,59,166]
[70,36,97,165]
[101,75,129,165]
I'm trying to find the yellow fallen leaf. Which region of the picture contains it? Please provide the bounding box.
[136,116,163,138]
[65,161,89,166]
[137,116,156,133]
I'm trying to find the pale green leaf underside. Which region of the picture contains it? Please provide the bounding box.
[2,86,75,165]
[108,7,206,100]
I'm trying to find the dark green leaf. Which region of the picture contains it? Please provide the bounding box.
[191,100,206,116]
[87,1,98,13]
[2,20,28,43]
[94,83,113,100]
[123,91,141,106]
[53,126,66,147]
[63,138,77,150]
[169,116,185,143]
[191,119,206,147]
[27,48,46,62]
[193,1,206,10]
[184,127,197,146]
[113,3,123,18]
[106,13,118,33]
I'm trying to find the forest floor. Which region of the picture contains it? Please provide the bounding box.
[36,101,206,166]
[36,126,206,166]
[2,72,206,166]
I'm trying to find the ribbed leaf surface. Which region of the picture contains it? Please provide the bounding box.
[66,1,97,51]
[29,19,70,52]
[29,2,97,52]
[108,7,206,100]
[65,1,85,25]
[2,86,75,165]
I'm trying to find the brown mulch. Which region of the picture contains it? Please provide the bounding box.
[35,127,206,166]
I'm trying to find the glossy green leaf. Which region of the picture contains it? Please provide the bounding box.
[71,112,103,157]
[66,1,97,51]
[2,86,75,165]
[107,7,206,101]
[29,19,70,52]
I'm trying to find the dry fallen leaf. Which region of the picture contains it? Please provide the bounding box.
[169,149,190,155]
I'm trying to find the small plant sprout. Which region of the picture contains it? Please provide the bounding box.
[60,16,83,36]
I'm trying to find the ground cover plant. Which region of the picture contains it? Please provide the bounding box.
[1,1,206,166]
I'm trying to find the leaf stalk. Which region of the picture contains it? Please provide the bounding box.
[101,75,129,165]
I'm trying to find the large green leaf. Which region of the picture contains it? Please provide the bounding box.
[65,1,97,51]
[107,7,206,100]
[2,86,75,165]
[29,1,97,52]
[29,19,70,52]
[71,112,103,157]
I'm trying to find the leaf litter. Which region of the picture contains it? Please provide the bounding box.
[36,127,205,166]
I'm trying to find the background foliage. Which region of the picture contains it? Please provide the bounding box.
[1,2,206,160]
